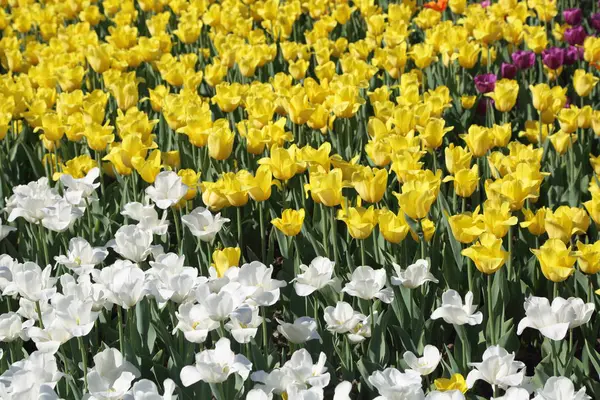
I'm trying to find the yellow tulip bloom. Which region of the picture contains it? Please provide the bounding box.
[576,241,600,275]
[531,239,577,282]
[272,209,305,237]
[462,232,508,275]
[212,247,241,278]
[351,166,388,203]
[337,203,378,240]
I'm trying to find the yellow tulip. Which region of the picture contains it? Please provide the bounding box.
[212,247,241,278]
[584,196,600,226]
[378,208,410,244]
[531,239,577,282]
[482,200,518,238]
[178,169,201,201]
[461,95,477,110]
[520,208,547,236]
[445,143,472,175]
[434,373,468,393]
[239,165,276,202]
[409,218,436,243]
[448,207,486,244]
[272,209,305,237]
[577,241,600,275]
[200,181,230,211]
[220,172,249,207]
[461,125,493,157]
[393,186,436,221]
[548,131,576,155]
[573,69,599,97]
[443,165,479,198]
[208,121,235,160]
[351,166,388,203]
[557,107,580,134]
[132,150,162,183]
[417,118,453,149]
[462,232,508,275]
[485,79,519,112]
[337,203,378,240]
[258,146,299,181]
[304,168,345,207]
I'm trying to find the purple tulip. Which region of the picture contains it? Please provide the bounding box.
[476,97,494,116]
[564,26,587,46]
[564,46,583,65]
[542,47,565,70]
[511,50,536,70]
[563,8,583,25]
[481,0,491,7]
[501,63,518,79]
[591,13,600,31]
[474,73,497,94]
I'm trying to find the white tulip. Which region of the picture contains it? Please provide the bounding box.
[0,312,32,342]
[341,266,394,303]
[237,261,287,306]
[181,206,229,243]
[123,378,177,400]
[368,368,424,400]
[60,274,107,312]
[27,321,72,354]
[277,317,321,344]
[286,386,324,400]
[180,337,252,386]
[173,302,219,343]
[41,197,83,232]
[0,219,16,242]
[403,345,441,376]
[466,345,525,390]
[391,259,438,289]
[61,167,100,206]
[492,387,530,400]
[0,351,62,397]
[92,260,145,309]
[293,256,336,296]
[55,237,108,276]
[87,348,141,400]
[555,297,595,329]
[6,177,61,224]
[430,290,483,326]
[145,253,197,307]
[52,294,99,337]
[347,313,372,343]
[121,202,169,236]
[425,391,465,400]
[246,389,273,400]
[226,305,262,344]
[323,302,364,334]
[333,381,352,400]
[145,171,188,209]
[108,225,155,262]
[4,262,57,303]
[0,254,18,292]
[532,376,590,400]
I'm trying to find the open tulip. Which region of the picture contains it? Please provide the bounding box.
[532,239,577,282]
[272,208,305,237]
[461,233,508,275]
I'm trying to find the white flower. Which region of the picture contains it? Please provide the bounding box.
[41,197,83,232]
[368,368,424,400]
[246,389,273,400]
[466,346,525,390]
[425,391,465,400]
[145,253,197,307]
[391,259,438,289]
[87,348,141,400]
[181,206,229,243]
[124,378,177,400]
[0,312,32,342]
[492,387,530,400]
[204,285,245,322]
[333,381,352,400]
[61,167,100,206]
[341,266,394,303]
[3,262,57,303]
[293,256,335,296]
[121,202,169,236]
[516,296,593,341]
[55,237,108,276]
[0,254,18,292]
[532,376,590,400]
[6,177,61,224]
[0,351,62,397]
[0,220,16,242]
[173,302,219,343]
[237,261,287,306]
[403,345,441,376]
[225,305,262,344]
[145,171,188,209]
[323,302,364,334]
[277,317,321,344]
[347,313,372,343]
[60,274,107,312]
[286,386,324,400]
[108,225,154,262]
[52,294,99,337]
[92,260,145,309]
[180,337,252,386]
[430,290,483,326]
[27,319,72,354]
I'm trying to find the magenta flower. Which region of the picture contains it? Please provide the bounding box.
[474,73,497,94]
[564,26,587,46]
[542,48,565,70]
[564,46,583,65]
[591,13,600,31]
[563,8,582,25]
[511,50,535,70]
[501,63,517,79]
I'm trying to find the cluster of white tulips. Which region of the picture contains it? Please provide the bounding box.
[0,169,597,400]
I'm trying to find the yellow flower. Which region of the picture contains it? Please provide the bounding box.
[445,144,472,175]
[220,172,249,207]
[410,218,436,243]
[577,241,600,275]
[558,107,580,134]
[239,165,276,202]
[443,165,479,198]
[462,232,508,275]
[485,79,519,112]
[272,209,305,237]
[258,146,299,181]
[304,168,345,207]
[288,59,309,80]
[482,200,518,238]
[393,186,436,221]
[178,169,201,201]
[584,196,600,226]
[531,239,577,282]
[448,207,486,244]
[212,83,243,113]
[283,93,314,125]
[85,123,115,152]
[351,166,388,204]
[212,247,241,278]
[435,373,468,393]
[132,150,162,183]
[417,118,453,149]
[520,208,547,236]
[454,42,480,69]
[461,125,493,157]
[208,121,235,160]
[378,208,410,244]
[491,123,512,148]
[573,69,599,97]
[545,206,590,243]
[200,181,230,211]
[36,113,65,142]
[337,202,378,240]
[548,131,576,155]
[518,120,550,145]
[461,95,477,110]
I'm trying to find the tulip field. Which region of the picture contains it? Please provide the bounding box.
[3,0,600,398]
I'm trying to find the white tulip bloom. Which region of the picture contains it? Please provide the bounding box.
[52,294,99,337]
[246,389,273,400]
[225,305,262,344]
[425,391,465,400]
[123,378,177,400]
[61,167,100,206]
[323,302,364,334]
[277,317,321,344]
[121,202,169,236]
[341,266,394,303]
[0,220,16,242]
[16,297,52,322]
[492,387,530,400]
[347,313,372,344]
[391,259,438,289]
[430,290,483,326]
[6,177,61,224]
[466,346,525,390]
[403,345,441,376]
[55,237,108,276]
[145,253,197,307]
[145,171,188,209]
[516,296,594,341]
[0,312,32,342]
[180,337,252,386]
[286,386,324,400]
[41,197,83,232]
[92,260,146,309]
[204,289,244,322]
[174,302,219,343]
[293,256,336,296]
[4,262,57,303]
[333,381,352,400]
[368,368,424,400]
[237,261,287,306]
[108,225,155,262]
[532,376,590,400]
[87,348,141,400]
[0,254,18,292]
[27,320,72,354]
[0,351,62,397]
[60,274,107,312]
[181,206,229,243]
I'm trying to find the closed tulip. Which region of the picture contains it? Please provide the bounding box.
[485,79,519,112]
[573,69,599,97]
[461,233,508,275]
[272,209,305,237]
[258,146,299,181]
[378,208,410,244]
[351,166,388,203]
[211,247,241,278]
[337,203,378,240]
[520,208,547,236]
[304,168,345,207]
[443,165,479,198]
[576,241,600,274]
[531,239,577,282]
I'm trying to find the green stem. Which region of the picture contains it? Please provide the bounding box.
[35,301,44,329]
[487,274,495,345]
[78,336,88,392]
[321,204,329,257]
[236,206,243,259]
[552,339,559,376]
[38,223,50,267]
[117,306,124,355]
[360,239,366,266]
[261,306,268,351]
[259,202,266,262]
[330,207,339,265]
[507,225,513,281]
[172,207,182,254]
